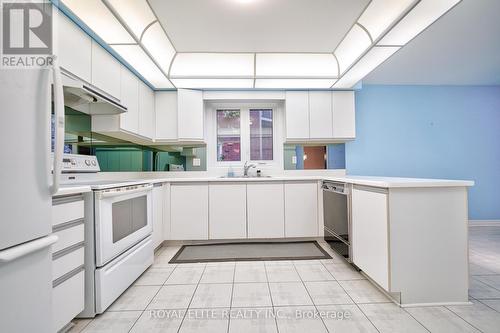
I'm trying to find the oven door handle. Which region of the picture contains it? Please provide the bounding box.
[97,184,153,199]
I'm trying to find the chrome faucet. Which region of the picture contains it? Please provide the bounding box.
[243,161,256,177]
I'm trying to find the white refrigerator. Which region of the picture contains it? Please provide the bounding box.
[0,65,64,332]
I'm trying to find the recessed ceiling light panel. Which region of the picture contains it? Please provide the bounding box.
[255,78,337,89]
[111,44,174,88]
[61,0,134,44]
[378,0,461,46]
[141,22,176,74]
[106,0,156,39]
[256,53,338,78]
[358,0,416,40]
[170,53,254,77]
[334,46,399,88]
[334,25,372,74]
[171,78,254,89]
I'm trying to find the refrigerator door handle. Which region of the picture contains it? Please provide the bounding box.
[0,235,58,264]
[51,61,65,195]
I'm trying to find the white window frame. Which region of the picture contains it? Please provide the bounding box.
[206,102,284,172]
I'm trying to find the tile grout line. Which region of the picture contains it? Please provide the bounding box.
[175,263,208,333]
[318,259,383,333]
[226,262,237,333]
[400,307,432,333]
[445,305,486,333]
[127,250,181,332]
[291,261,331,333]
[263,261,281,333]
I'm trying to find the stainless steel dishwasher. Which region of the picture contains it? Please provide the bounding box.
[322,181,351,262]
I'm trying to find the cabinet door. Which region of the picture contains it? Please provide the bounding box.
[56,11,91,82]
[170,183,208,240]
[309,91,333,139]
[139,82,155,139]
[285,182,318,237]
[247,183,284,238]
[119,66,139,133]
[177,89,204,141]
[332,91,356,139]
[285,91,309,140]
[351,187,389,290]
[155,91,178,140]
[152,184,164,249]
[209,183,247,239]
[163,183,171,240]
[91,41,121,99]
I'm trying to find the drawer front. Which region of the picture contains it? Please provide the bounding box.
[53,270,84,332]
[95,236,153,313]
[53,246,84,281]
[52,224,84,254]
[52,199,84,228]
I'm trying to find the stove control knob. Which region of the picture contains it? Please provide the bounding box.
[91,160,97,166]
[85,159,91,166]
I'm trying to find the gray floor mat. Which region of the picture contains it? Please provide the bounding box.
[169,241,331,263]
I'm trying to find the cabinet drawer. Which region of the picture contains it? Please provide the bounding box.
[52,199,84,227]
[52,224,84,254]
[53,246,84,281]
[53,270,84,332]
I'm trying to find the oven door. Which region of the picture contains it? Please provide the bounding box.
[94,184,153,267]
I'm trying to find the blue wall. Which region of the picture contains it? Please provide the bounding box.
[346,85,500,220]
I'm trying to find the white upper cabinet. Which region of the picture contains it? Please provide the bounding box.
[119,66,139,133]
[332,91,356,139]
[155,91,178,140]
[285,91,310,140]
[284,91,356,142]
[91,41,121,100]
[309,91,333,139]
[139,82,155,139]
[56,11,91,82]
[177,89,204,141]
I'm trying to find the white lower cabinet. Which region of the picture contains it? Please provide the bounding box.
[152,183,164,249]
[351,187,389,290]
[209,183,247,239]
[170,183,209,240]
[247,182,285,238]
[284,181,319,237]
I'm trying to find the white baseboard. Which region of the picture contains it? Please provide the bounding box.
[469,220,500,227]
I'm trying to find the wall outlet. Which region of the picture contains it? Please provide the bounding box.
[192,158,201,167]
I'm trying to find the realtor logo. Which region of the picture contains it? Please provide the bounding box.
[1,0,53,68]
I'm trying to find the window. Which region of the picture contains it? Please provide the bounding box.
[217,110,241,161]
[250,109,273,160]
[213,106,276,165]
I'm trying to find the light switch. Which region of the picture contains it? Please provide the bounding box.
[192,158,201,166]
[292,156,297,164]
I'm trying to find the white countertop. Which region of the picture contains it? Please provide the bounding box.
[145,175,474,188]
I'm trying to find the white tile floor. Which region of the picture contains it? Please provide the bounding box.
[71,226,500,333]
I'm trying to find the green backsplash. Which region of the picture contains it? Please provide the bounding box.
[64,107,206,172]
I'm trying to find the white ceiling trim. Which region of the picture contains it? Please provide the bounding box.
[62,0,463,90]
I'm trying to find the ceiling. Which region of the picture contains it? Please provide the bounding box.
[364,0,500,85]
[148,0,370,53]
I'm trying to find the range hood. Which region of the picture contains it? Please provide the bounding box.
[62,72,127,115]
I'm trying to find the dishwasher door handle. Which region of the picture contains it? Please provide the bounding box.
[322,185,348,195]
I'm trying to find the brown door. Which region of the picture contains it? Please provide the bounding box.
[304,146,326,169]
